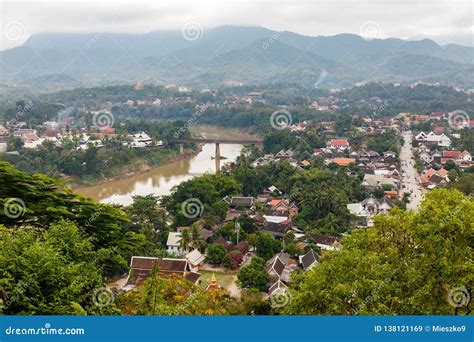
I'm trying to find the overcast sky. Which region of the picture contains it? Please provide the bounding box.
[1,0,472,51]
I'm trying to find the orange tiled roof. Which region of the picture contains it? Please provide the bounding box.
[442,151,461,158]
[437,168,448,177]
[330,139,349,146]
[333,158,356,167]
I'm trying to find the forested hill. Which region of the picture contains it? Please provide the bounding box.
[0,26,472,89]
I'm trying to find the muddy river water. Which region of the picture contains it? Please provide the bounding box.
[77,126,254,205]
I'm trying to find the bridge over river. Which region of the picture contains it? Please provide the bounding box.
[173,137,262,172]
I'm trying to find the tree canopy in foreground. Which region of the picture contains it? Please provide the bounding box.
[283,188,473,315]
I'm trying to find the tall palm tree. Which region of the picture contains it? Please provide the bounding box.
[179,229,191,254]
[190,226,205,251]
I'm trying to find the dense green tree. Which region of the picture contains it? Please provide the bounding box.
[452,128,474,153]
[292,169,367,233]
[284,189,473,315]
[238,257,269,291]
[365,129,400,154]
[0,162,144,275]
[232,156,260,196]
[449,173,474,196]
[214,221,247,244]
[205,244,228,265]
[161,173,240,226]
[125,195,170,254]
[263,129,295,154]
[0,221,105,315]
[255,233,281,261]
[239,216,257,234]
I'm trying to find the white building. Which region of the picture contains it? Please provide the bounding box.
[416,131,451,147]
[185,249,205,272]
[128,132,153,148]
[166,232,183,255]
[347,197,393,227]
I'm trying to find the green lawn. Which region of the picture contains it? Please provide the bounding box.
[198,270,236,289]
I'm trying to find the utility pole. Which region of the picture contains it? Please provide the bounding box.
[235,218,240,244]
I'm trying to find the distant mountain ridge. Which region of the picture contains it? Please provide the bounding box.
[0,25,472,89]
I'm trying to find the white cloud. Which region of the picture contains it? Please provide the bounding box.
[0,0,472,51]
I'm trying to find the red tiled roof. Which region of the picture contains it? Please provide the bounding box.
[424,168,436,178]
[44,129,59,137]
[417,115,430,121]
[419,176,430,184]
[333,158,356,167]
[23,133,39,141]
[437,168,448,177]
[424,168,448,178]
[442,151,461,158]
[100,127,116,134]
[270,198,283,206]
[329,139,349,146]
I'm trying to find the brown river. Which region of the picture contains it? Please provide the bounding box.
[77,126,254,205]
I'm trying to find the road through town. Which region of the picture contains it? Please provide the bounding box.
[400,131,423,210]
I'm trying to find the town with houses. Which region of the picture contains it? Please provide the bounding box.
[0,116,162,154]
[0,80,472,304]
[33,93,466,299]
[0,53,472,323]
[0,0,473,329]
[0,82,474,296]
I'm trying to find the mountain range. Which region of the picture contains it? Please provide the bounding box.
[0,26,472,89]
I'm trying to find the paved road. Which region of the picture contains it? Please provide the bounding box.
[400,131,423,210]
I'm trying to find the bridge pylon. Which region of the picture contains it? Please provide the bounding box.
[215,143,220,173]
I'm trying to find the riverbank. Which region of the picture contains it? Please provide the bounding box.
[71,146,200,189]
[76,126,258,204]
[73,126,258,190]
